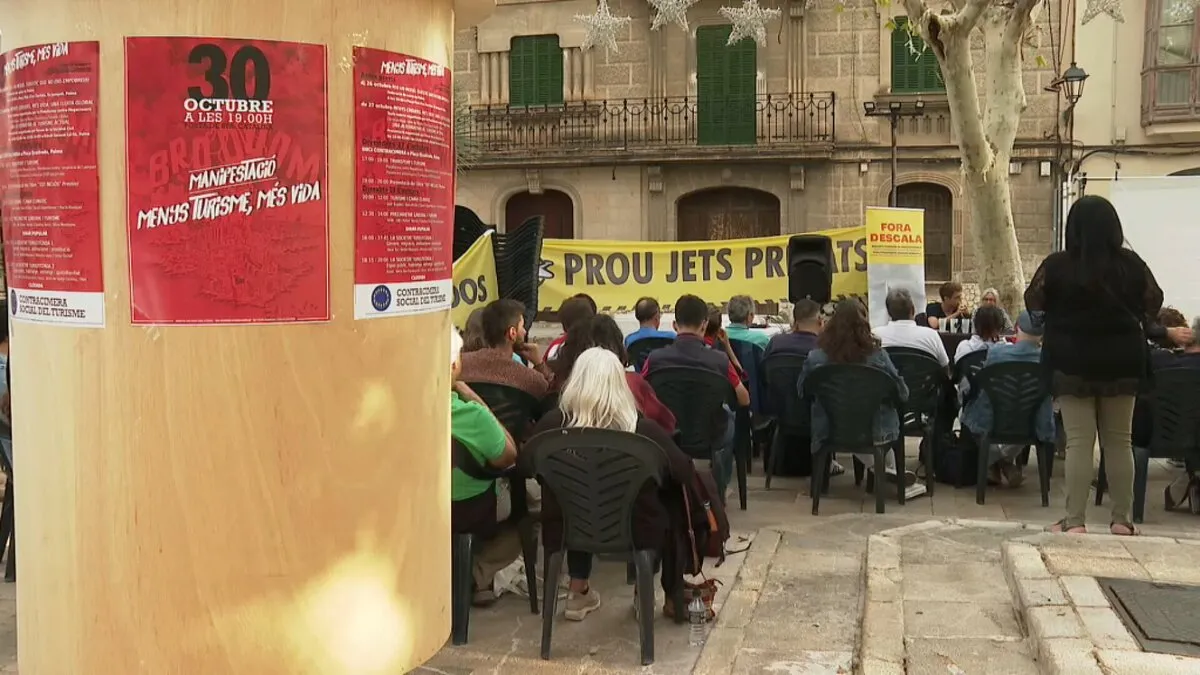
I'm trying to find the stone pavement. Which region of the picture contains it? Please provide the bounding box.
[0,449,1196,673]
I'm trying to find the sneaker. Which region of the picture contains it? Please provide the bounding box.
[564,589,601,621]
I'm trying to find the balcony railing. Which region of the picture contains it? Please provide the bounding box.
[465,92,836,159]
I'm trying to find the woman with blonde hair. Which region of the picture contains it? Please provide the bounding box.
[975,287,1014,333]
[530,347,696,622]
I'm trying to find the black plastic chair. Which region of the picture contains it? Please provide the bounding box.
[885,349,947,499]
[761,353,810,489]
[523,427,681,666]
[628,337,675,373]
[462,384,544,615]
[1097,367,1200,523]
[971,361,1055,506]
[449,438,539,645]
[954,349,989,404]
[646,366,744,507]
[802,364,903,515]
[729,339,777,471]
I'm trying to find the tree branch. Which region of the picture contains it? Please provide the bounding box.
[1002,0,1042,44]
[954,0,992,33]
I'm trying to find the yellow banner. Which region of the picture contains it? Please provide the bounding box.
[865,207,925,265]
[534,226,867,312]
[450,230,499,330]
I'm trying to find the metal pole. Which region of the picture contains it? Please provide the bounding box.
[889,113,898,207]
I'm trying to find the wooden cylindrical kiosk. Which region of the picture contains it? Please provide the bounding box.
[0,1,475,672]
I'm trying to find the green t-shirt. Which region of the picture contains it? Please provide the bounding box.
[450,391,507,501]
[726,323,771,350]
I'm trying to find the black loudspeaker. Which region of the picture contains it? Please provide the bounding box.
[787,235,834,304]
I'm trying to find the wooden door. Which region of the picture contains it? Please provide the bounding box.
[894,182,953,281]
[505,189,574,239]
[696,25,757,146]
[677,187,780,241]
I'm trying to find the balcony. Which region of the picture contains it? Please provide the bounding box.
[464,92,836,165]
[1142,65,1200,128]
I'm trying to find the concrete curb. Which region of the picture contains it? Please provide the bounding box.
[692,529,782,675]
[859,535,906,675]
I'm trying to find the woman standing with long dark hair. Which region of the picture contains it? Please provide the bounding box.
[1025,195,1191,534]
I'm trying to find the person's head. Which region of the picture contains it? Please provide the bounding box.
[557,296,596,335]
[554,314,629,382]
[938,281,963,313]
[672,294,709,336]
[1064,195,1126,287]
[1186,317,1200,354]
[980,288,1001,307]
[818,298,878,364]
[573,293,598,313]
[1015,310,1044,345]
[634,296,662,328]
[462,308,488,352]
[727,295,755,326]
[973,305,1006,342]
[480,298,527,350]
[450,324,464,382]
[704,308,724,340]
[559,347,638,433]
[884,287,916,322]
[791,299,823,333]
[1159,306,1188,329]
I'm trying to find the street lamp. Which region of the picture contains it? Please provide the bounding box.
[864,99,927,207]
[1061,62,1089,108]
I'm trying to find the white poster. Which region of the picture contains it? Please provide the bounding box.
[1108,177,1200,321]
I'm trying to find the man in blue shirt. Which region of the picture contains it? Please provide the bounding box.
[624,296,675,347]
[724,294,771,350]
[764,299,822,358]
[962,310,1055,487]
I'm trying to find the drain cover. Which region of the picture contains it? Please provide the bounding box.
[1098,577,1200,657]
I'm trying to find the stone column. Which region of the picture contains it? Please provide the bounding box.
[0,0,459,673]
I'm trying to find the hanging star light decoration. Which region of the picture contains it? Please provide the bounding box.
[1080,0,1124,24]
[718,0,782,47]
[576,0,633,53]
[648,0,699,32]
[1164,0,1200,23]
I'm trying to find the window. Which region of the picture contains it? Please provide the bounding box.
[509,35,563,107]
[695,25,757,146]
[890,16,945,94]
[1143,0,1200,123]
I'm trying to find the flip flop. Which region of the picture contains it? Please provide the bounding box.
[1046,520,1086,534]
[1110,522,1138,536]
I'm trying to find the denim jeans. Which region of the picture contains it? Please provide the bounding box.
[711,406,736,501]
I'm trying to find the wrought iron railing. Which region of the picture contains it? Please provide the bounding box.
[465,92,836,157]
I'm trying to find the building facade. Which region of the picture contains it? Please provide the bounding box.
[1073,0,1200,197]
[454,0,1064,285]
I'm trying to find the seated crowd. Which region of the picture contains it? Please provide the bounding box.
[449,281,1200,623]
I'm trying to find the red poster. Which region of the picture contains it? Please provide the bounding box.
[125,37,329,325]
[353,48,453,319]
[0,41,105,327]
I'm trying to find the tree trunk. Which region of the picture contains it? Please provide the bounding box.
[899,0,1034,315]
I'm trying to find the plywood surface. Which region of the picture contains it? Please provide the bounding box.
[0,0,455,672]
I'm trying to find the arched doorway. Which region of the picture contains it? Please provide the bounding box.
[505,189,574,239]
[676,187,781,241]
[894,182,954,282]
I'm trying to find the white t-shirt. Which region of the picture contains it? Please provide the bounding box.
[874,320,950,367]
[953,335,1001,363]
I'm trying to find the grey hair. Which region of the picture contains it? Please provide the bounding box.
[884,287,915,321]
[982,287,1000,300]
[1191,317,1200,348]
[728,295,755,323]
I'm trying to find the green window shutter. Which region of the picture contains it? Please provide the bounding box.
[696,24,757,146]
[509,35,563,106]
[891,16,945,93]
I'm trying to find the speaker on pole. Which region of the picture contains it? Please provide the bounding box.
[787,235,834,304]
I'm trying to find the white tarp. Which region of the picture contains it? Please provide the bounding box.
[1108,177,1200,321]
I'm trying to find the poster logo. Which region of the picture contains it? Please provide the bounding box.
[371,284,392,312]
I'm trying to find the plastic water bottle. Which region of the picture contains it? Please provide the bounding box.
[688,590,708,647]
